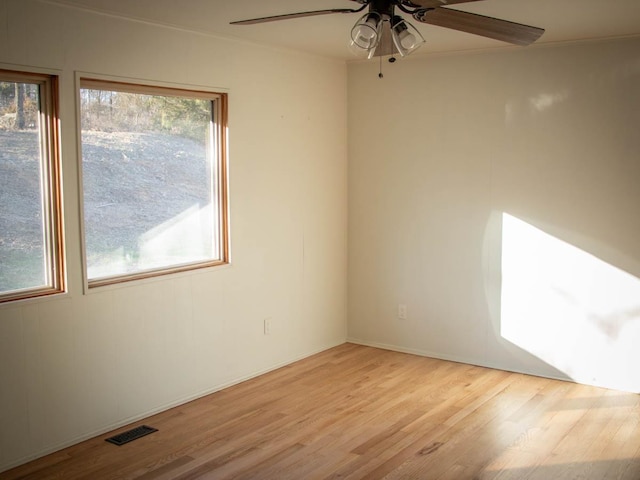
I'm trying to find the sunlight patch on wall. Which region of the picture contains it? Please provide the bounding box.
[528,91,569,113]
[500,213,640,392]
[504,90,570,125]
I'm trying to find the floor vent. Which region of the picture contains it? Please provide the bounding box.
[105,425,158,446]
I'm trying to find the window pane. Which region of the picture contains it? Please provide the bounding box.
[80,83,226,284]
[0,75,61,301]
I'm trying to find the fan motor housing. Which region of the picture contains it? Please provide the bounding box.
[369,0,395,19]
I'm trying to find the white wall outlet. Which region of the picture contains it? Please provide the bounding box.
[264,318,272,335]
[398,304,407,320]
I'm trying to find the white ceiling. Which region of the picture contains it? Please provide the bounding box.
[47,0,640,60]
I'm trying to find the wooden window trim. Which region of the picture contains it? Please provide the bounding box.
[0,69,65,304]
[78,78,229,289]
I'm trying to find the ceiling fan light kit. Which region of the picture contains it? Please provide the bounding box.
[391,16,426,56]
[231,0,544,63]
[351,12,383,57]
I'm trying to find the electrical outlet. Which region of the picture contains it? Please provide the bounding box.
[398,304,407,320]
[264,318,272,335]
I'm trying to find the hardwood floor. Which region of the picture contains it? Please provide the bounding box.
[2,343,639,479]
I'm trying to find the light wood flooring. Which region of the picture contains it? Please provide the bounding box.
[2,343,639,479]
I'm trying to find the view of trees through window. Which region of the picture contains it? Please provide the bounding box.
[80,81,226,285]
[0,72,63,301]
[80,88,210,141]
[0,81,45,293]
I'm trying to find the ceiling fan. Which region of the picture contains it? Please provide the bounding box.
[231,0,545,59]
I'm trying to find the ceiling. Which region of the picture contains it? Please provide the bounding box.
[47,0,640,60]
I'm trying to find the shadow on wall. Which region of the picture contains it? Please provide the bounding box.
[494,212,640,393]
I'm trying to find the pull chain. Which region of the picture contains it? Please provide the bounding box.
[378,54,384,79]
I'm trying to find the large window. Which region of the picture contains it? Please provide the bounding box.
[78,79,228,287]
[0,69,64,303]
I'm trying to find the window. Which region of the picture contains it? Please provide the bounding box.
[78,79,228,287]
[0,69,64,303]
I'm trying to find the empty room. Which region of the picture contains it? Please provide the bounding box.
[0,0,639,478]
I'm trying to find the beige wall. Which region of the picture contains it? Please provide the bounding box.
[348,37,640,393]
[0,0,347,471]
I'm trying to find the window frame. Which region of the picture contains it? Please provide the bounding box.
[0,69,65,304]
[77,77,229,289]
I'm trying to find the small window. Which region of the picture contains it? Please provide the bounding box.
[78,79,228,287]
[0,69,64,304]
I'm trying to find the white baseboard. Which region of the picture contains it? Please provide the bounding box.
[346,337,572,384]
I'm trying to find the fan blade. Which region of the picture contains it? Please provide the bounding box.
[403,0,482,7]
[415,7,544,46]
[231,9,360,25]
